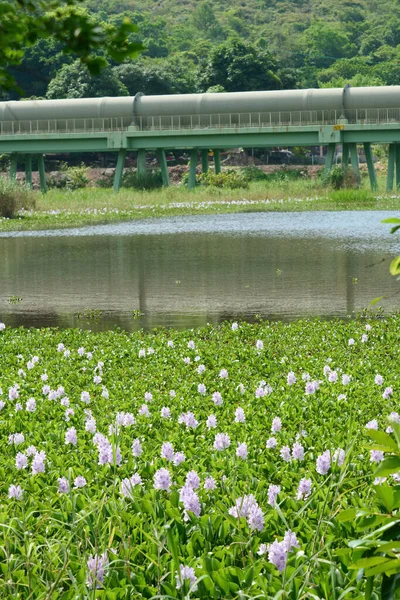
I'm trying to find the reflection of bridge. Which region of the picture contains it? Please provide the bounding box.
[1,86,400,192]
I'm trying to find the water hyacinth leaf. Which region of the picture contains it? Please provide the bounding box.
[365,558,400,577]
[375,486,395,512]
[337,509,357,523]
[374,457,400,478]
[355,557,392,568]
[389,257,400,276]
[369,296,387,306]
[365,430,398,452]
[376,541,400,554]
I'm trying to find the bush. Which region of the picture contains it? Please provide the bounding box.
[0,178,36,218]
[122,170,163,190]
[325,166,359,189]
[182,169,249,189]
[240,166,269,182]
[47,163,88,190]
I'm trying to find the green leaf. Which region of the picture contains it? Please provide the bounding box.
[389,257,400,276]
[337,508,357,523]
[369,296,386,306]
[355,557,390,568]
[375,457,400,478]
[376,486,395,511]
[366,430,398,452]
[382,218,400,224]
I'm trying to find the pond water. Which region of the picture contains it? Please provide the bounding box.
[1,211,400,331]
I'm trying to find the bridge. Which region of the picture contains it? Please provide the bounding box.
[1,87,400,193]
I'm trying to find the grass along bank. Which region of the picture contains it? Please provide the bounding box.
[0,174,399,231]
[1,315,400,598]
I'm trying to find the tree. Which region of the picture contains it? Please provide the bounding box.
[114,56,196,96]
[301,21,356,68]
[199,40,282,93]
[46,61,129,99]
[0,0,143,92]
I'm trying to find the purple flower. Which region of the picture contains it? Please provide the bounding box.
[342,374,351,385]
[266,437,277,449]
[144,392,153,402]
[296,478,312,500]
[362,334,368,343]
[365,419,378,430]
[328,371,338,383]
[188,340,195,350]
[283,530,300,551]
[161,442,175,461]
[32,451,46,475]
[204,476,216,491]
[305,381,318,395]
[268,484,281,507]
[74,476,87,488]
[271,417,282,433]
[287,371,296,385]
[212,392,223,405]
[256,340,264,350]
[180,485,201,519]
[375,374,383,385]
[316,450,331,475]
[390,412,400,423]
[231,322,238,330]
[15,452,28,470]
[197,383,207,395]
[370,450,384,463]
[175,565,196,590]
[333,448,345,466]
[206,414,217,429]
[178,411,198,429]
[247,503,264,531]
[213,433,231,451]
[154,468,172,491]
[161,407,171,419]
[138,404,150,417]
[185,470,200,489]
[81,391,90,404]
[280,446,291,462]
[173,452,186,466]
[235,407,245,423]
[219,369,228,379]
[8,484,23,499]
[85,418,97,434]
[292,442,305,461]
[121,474,142,497]
[236,442,248,460]
[197,364,205,374]
[87,552,108,588]
[132,438,143,457]
[268,540,287,572]
[383,387,393,399]
[9,433,24,445]
[58,477,70,494]
[348,338,355,346]
[26,398,36,412]
[65,427,77,446]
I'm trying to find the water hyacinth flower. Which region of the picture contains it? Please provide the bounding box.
[292,442,305,461]
[42,385,50,396]
[383,387,393,399]
[333,448,345,466]
[231,322,238,330]
[342,374,351,385]
[65,427,77,446]
[167,340,174,347]
[188,340,195,350]
[180,485,201,519]
[268,531,300,573]
[9,385,19,401]
[32,451,46,475]
[58,477,70,493]
[144,392,153,402]
[236,442,248,460]
[183,357,191,364]
[266,437,277,449]
[170,390,176,398]
[361,334,368,343]
[101,387,109,399]
[175,565,196,590]
[26,398,36,412]
[280,446,291,462]
[65,408,74,421]
[256,340,264,351]
[138,349,146,358]
[173,452,186,466]
[375,374,383,385]
[81,391,90,404]
[0,322,6,331]
[370,450,384,463]
[258,543,268,555]
[219,368,228,379]
[348,338,355,346]
[74,476,87,488]
[93,375,102,385]
[212,392,223,405]
[206,414,217,429]
[78,347,85,356]
[87,552,108,589]
[316,450,331,475]
[268,484,281,507]
[235,407,245,423]
[287,371,296,385]
[161,442,175,461]
[9,433,24,445]
[213,433,231,451]
[365,419,378,430]
[204,476,216,491]
[154,468,172,492]
[197,383,207,395]
[178,412,198,429]
[161,407,171,419]
[120,474,142,497]
[271,417,282,433]
[197,364,206,374]
[328,371,338,383]
[131,438,143,457]
[15,452,28,469]
[138,404,150,417]
[389,412,400,423]
[26,445,37,456]
[305,380,319,395]
[229,494,264,531]
[296,478,312,500]
[0,401,5,411]
[8,484,23,499]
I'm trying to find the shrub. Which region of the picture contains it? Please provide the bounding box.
[182,169,249,189]
[122,170,163,190]
[240,166,269,182]
[47,163,88,190]
[325,166,359,189]
[0,178,36,218]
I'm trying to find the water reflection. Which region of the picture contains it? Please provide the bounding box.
[0,211,399,331]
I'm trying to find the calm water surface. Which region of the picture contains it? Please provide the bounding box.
[1,211,399,331]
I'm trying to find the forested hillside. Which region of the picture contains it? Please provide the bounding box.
[6,0,400,99]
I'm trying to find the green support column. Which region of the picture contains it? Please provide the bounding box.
[387,144,396,192]
[188,149,197,190]
[25,155,33,189]
[396,144,400,189]
[113,149,126,192]
[137,149,146,177]
[342,144,350,170]
[348,143,360,186]
[213,149,221,174]
[364,143,378,190]
[10,155,17,181]
[38,154,47,194]
[323,143,336,183]
[157,149,169,187]
[201,149,209,173]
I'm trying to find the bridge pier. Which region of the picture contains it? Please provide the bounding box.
[25,155,33,189]
[213,149,221,174]
[157,149,169,186]
[201,150,209,173]
[323,143,336,182]
[38,155,47,193]
[387,144,396,191]
[348,143,360,186]
[363,143,377,190]
[137,149,146,177]
[188,149,197,189]
[113,149,126,192]
[9,154,17,181]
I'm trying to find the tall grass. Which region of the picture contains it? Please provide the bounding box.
[0,178,36,218]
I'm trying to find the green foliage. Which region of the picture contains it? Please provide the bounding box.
[122,169,163,190]
[0,1,144,93]
[47,163,88,190]
[47,60,129,99]
[183,169,249,189]
[325,166,360,190]
[0,178,35,218]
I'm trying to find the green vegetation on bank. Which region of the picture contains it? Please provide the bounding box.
[1,315,400,597]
